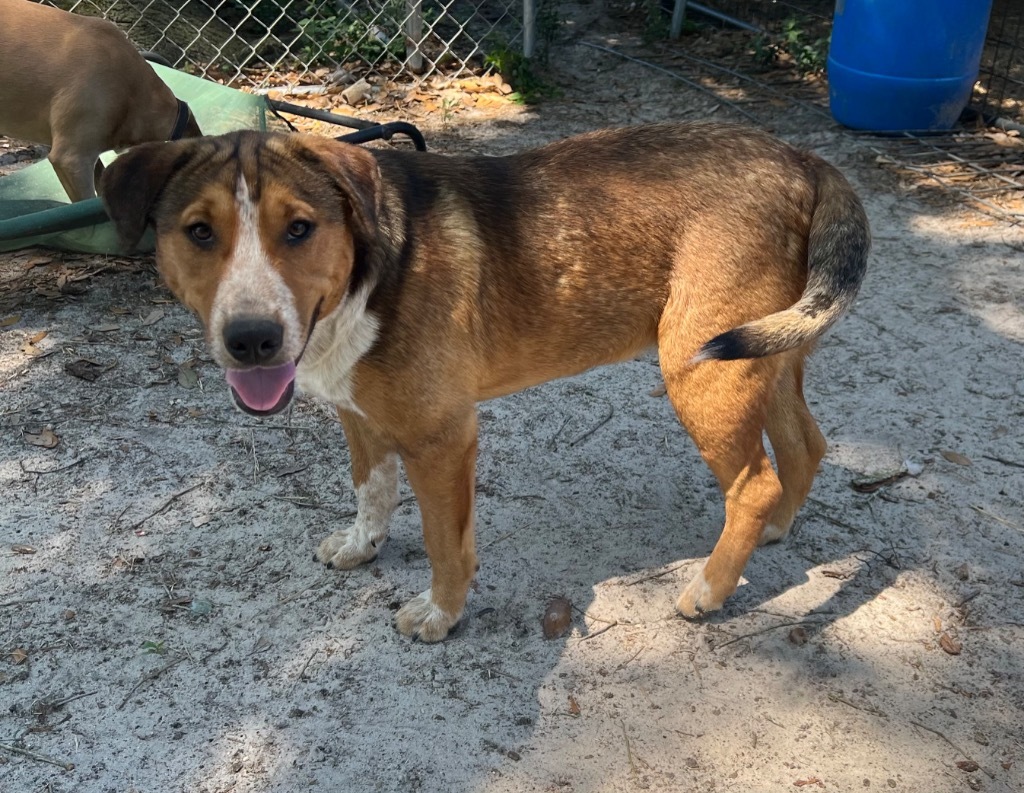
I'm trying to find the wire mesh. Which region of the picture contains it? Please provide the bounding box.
[976,0,1024,124]
[686,0,1024,221]
[42,0,525,87]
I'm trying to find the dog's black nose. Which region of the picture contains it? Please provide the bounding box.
[223,318,284,365]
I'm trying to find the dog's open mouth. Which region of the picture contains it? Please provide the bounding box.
[225,362,296,416]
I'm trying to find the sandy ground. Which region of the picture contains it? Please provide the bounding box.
[2,12,1024,793]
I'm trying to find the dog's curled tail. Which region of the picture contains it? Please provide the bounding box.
[693,162,870,363]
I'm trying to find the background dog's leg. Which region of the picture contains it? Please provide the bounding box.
[762,359,827,544]
[316,410,399,569]
[658,287,785,617]
[48,138,98,202]
[395,412,479,642]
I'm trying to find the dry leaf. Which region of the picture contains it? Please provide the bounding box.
[542,596,572,639]
[23,427,59,449]
[192,515,212,528]
[28,330,48,344]
[24,256,53,269]
[793,779,823,788]
[956,760,980,772]
[939,633,962,655]
[851,468,909,493]
[0,314,21,327]
[9,648,29,665]
[90,323,120,333]
[12,544,36,554]
[649,383,667,397]
[941,450,972,466]
[567,695,581,716]
[65,358,110,382]
[140,308,165,327]
[177,364,199,389]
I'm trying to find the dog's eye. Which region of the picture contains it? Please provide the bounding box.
[187,223,214,244]
[286,220,313,242]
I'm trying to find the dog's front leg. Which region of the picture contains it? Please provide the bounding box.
[395,412,479,643]
[316,410,398,569]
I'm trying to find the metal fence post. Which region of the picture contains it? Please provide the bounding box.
[523,0,536,58]
[405,0,424,73]
[670,0,688,40]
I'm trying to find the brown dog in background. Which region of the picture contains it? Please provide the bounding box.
[100,123,870,642]
[0,0,200,202]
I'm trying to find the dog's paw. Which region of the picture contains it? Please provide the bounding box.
[395,590,461,643]
[676,565,725,619]
[759,522,790,546]
[315,528,380,570]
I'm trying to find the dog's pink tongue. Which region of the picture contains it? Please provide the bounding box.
[225,362,296,412]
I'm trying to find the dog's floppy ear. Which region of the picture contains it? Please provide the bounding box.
[99,141,190,251]
[293,136,381,243]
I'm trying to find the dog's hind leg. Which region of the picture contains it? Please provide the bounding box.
[48,138,98,202]
[316,410,399,570]
[395,411,479,642]
[659,304,785,617]
[761,359,826,545]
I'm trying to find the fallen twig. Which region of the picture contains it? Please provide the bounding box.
[569,403,614,447]
[117,642,226,711]
[0,741,74,771]
[910,719,994,779]
[296,648,320,681]
[20,457,88,476]
[124,481,205,533]
[480,530,517,550]
[982,454,1024,469]
[118,656,186,710]
[625,562,689,586]
[0,598,42,608]
[713,619,824,651]
[828,693,887,718]
[620,720,638,776]
[970,504,1020,530]
[578,620,619,642]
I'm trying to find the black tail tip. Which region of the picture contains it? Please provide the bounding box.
[692,329,755,363]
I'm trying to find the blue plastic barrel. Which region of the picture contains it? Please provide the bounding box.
[828,0,994,131]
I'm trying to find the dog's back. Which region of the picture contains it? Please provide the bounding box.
[0,0,200,201]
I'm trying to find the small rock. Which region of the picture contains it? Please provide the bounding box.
[788,626,808,646]
[342,78,372,105]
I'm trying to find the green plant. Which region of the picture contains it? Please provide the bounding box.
[141,639,166,656]
[298,2,405,66]
[484,44,558,104]
[780,17,828,74]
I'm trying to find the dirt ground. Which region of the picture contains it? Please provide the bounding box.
[2,8,1023,793]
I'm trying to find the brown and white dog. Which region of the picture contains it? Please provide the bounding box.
[0,0,201,202]
[100,124,869,642]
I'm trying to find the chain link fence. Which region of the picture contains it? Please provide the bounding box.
[42,0,526,87]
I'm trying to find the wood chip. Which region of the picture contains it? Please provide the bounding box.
[939,633,962,655]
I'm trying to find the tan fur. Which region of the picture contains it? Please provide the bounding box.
[0,0,201,202]
[99,124,870,642]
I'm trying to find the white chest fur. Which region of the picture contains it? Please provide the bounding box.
[296,284,379,415]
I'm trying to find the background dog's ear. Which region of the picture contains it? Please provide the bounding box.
[99,141,189,252]
[293,137,381,243]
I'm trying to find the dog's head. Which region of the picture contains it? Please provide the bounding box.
[99,130,380,416]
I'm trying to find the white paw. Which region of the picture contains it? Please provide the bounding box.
[395,589,461,643]
[676,564,724,618]
[759,522,790,545]
[316,527,381,569]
